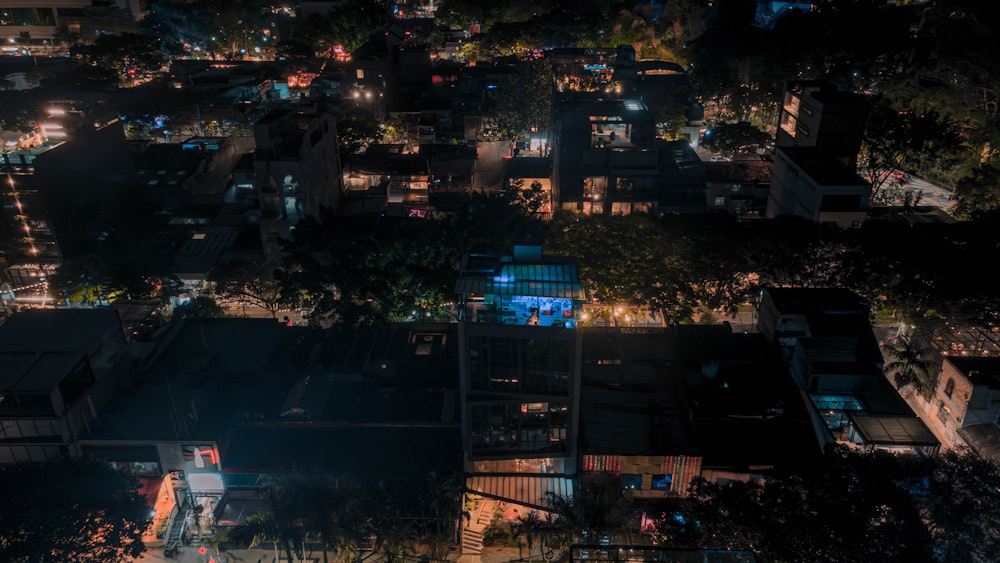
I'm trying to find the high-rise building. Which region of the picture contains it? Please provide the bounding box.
[767,80,871,227]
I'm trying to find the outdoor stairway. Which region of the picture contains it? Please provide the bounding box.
[461,527,483,554]
[165,504,187,547]
[461,499,493,554]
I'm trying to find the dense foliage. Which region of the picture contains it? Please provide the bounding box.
[0,459,150,562]
[225,471,462,563]
[546,446,1000,563]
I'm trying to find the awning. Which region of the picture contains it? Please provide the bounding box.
[466,475,574,510]
[849,414,939,447]
[187,472,225,495]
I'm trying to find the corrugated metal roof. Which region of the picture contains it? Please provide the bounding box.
[466,475,574,509]
[850,414,938,446]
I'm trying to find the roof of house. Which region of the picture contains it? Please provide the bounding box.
[944,357,1000,387]
[764,287,871,316]
[82,318,315,442]
[221,425,463,479]
[0,309,121,354]
[959,423,1000,463]
[172,225,241,277]
[0,351,85,393]
[849,414,939,447]
[456,251,585,300]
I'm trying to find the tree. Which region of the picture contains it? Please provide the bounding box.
[301,475,372,563]
[52,25,82,49]
[700,121,770,156]
[328,0,387,54]
[211,262,297,319]
[544,473,639,557]
[677,445,931,561]
[172,296,227,320]
[859,100,963,206]
[953,164,1000,219]
[883,331,936,398]
[506,178,549,215]
[480,58,553,143]
[412,471,463,557]
[72,32,168,86]
[918,448,1000,563]
[0,458,150,562]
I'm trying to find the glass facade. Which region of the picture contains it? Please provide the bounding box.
[467,335,573,393]
[469,401,569,456]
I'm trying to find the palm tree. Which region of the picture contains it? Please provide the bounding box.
[512,510,545,560]
[304,475,372,563]
[544,474,640,558]
[371,481,420,563]
[414,471,463,558]
[883,332,936,398]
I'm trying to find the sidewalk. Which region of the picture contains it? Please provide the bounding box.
[138,546,479,563]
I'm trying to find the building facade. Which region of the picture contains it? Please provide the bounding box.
[252,109,343,258]
[767,80,871,226]
[455,245,585,512]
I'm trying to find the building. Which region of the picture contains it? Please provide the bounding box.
[553,95,661,216]
[0,0,144,47]
[758,287,939,455]
[0,309,135,463]
[926,357,1000,460]
[76,317,462,544]
[0,169,61,305]
[775,79,868,167]
[252,109,343,258]
[767,146,871,227]
[705,155,772,218]
[767,80,871,226]
[454,245,585,552]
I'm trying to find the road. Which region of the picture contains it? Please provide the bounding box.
[889,175,956,211]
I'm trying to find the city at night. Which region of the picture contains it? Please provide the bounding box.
[1,1,999,562]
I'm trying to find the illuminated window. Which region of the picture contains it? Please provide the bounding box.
[651,474,673,491]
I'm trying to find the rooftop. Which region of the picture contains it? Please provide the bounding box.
[0,309,121,354]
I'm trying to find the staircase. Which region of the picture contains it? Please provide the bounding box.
[165,505,186,548]
[461,499,493,554]
[461,526,484,554]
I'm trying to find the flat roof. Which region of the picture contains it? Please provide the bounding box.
[849,414,939,446]
[456,256,585,299]
[222,425,463,478]
[84,318,316,442]
[764,287,871,315]
[0,309,121,354]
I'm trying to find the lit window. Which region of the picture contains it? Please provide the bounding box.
[621,474,642,490]
[651,474,672,491]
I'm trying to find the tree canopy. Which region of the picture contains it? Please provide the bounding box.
[479,59,553,142]
[561,445,1000,563]
[0,458,150,563]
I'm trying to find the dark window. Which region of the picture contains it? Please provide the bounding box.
[621,473,642,490]
[944,378,955,399]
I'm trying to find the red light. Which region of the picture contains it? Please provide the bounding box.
[198,547,208,554]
